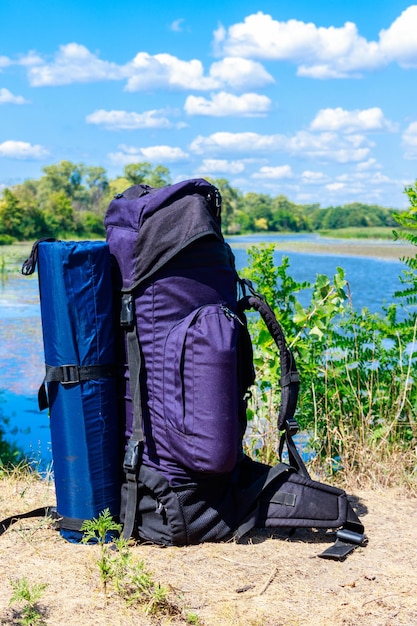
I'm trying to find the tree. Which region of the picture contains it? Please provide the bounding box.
[123,162,171,187]
[271,195,312,232]
[0,188,25,237]
[242,192,273,231]
[43,191,76,236]
[38,161,87,205]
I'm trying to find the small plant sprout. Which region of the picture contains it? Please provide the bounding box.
[81,508,122,597]
[9,577,48,626]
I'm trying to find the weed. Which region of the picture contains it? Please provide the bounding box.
[80,508,122,597]
[9,577,48,626]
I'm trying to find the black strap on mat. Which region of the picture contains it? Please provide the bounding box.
[0,506,58,537]
[38,364,115,411]
[0,507,103,537]
[21,238,57,276]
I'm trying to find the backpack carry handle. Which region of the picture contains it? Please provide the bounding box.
[238,279,300,433]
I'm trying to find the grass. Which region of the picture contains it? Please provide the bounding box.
[318,226,396,239]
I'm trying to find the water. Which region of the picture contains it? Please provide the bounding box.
[0,236,409,465]
[230,237,405,312]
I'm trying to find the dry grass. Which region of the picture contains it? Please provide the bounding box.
[1,468,417,626]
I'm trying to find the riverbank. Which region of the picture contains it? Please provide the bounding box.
[0,473,416,625]
[1,236,415,276]
[227,234,415,260]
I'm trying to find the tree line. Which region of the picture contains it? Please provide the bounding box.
[0,160,399,243]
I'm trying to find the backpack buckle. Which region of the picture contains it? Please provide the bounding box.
[61,365,80,385]
[120,294,134,327]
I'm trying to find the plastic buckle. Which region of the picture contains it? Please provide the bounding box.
[336,528,366,546]
[284,418,299,436]
[123,440,140,472]
[61,365,80,385]
[120,294,134,327]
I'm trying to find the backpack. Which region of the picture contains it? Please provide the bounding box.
[104,178,366,560]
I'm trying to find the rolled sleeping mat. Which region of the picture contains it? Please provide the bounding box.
[36,240,121,542]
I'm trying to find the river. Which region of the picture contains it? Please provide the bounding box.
[0,235,410,467]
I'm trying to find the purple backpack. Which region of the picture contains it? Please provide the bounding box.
[105,179,366,560]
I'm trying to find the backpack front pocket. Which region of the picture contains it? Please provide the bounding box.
[164,304,241,473]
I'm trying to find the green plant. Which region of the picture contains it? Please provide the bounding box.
[81,508,122,596]
[9,577,48,626]
[242,244,417,488]
[81,512,182,617]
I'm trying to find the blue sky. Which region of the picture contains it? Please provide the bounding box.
[1,0,417,208]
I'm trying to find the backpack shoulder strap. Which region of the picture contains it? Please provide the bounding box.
[237,277,309,479]
[120,293,144,540]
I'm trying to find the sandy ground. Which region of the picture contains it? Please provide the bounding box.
[0,475,416,626]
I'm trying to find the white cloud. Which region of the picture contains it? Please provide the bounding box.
[170,18,185,32]
[0,88,28,104]
[23,43,273,92]
[252,165,293,179]
[402,121,417,158]
[197,159,246,174]
[310,107,396,133]
[326,182,346,191]
[27,43,127,86]
[214,13,382,78]
[0,140,49,159]
[209,57,274,90]
[356,158,382,171]
[185,91,271,117]
[214,9,417,78]
[301,170,329,183]
[108,144,189,165]
[126,52,219,91]
[379,6,417,68]
[0,56,11,69]
[190,130,371,163]
[86,109,172,130]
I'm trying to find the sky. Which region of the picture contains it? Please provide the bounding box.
[1,0,417,209]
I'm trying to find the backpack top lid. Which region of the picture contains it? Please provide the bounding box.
[105,178,225,292]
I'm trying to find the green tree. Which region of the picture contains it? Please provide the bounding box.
[43,191,76,236]
[84,166,109,213]
[38,160,87,206]
[0,188,25,238]
[242,192,273,231]
[123,162,171,187]
[271,195,312,232]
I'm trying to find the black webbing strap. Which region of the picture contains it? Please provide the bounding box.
[235,462,294,541]
[319,502,367,561]
[238,279,299,432]
[121,294,144,540]
[0,506,58,537]
[21,238,57,276]
[278,429,310,479]
[38,364,115,411]
[0,507,109,537]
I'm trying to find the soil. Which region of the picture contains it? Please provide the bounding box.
[0,475,416,626]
